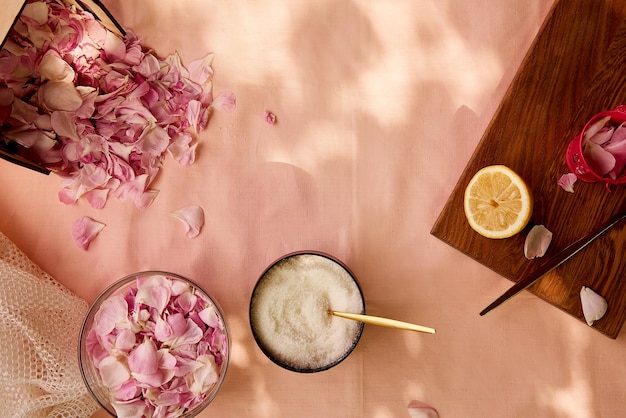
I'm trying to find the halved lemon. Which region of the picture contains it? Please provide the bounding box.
[463,165,533,239]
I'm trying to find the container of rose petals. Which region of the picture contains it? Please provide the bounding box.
[566,105,626,186]
[249,252,365,373]
[78,271,229,418]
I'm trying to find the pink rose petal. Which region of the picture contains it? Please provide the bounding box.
[50,110,80,140]
[39,50,75,82]
[587,125,614,145]
[98,355,131,388]
[603,136,626,179]
[187,354,219,395]
[103,31,127,62]
[188,53,214,85]
[199,305,220,328]
[92,294,128,336]
[135,275,172,314]
[524,224,553,259]
[111,398,147,418]
[171,205,205,238]
[115,329,137,351]
[71,216,105,250]
[210,91,236,112]
[582,141,616,177]
[112,379,139,402]
[265,110,277,124]
[38,81,83,111]
[128,339,159,376]
[134,190,159,209]
[22,1,49,25]
[84,188,110,210]
[582,116,611,142]
[557,172,577,193]
[167,132,197,166]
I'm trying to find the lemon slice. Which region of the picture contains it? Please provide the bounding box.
[463,165,533,239]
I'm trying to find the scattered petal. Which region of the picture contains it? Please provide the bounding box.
[557,173,577,193]
[265,110,277,125]
[71,216,105,250]
[171,205,205,238]
[408,400,439,418]
[524,225,553,259]
[134,189,159,209]
[84,188,110,210]
[210,91,236,112]
[188,53,214,86]
[580,286,608,326]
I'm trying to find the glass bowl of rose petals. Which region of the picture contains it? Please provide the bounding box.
[78,271,229,418]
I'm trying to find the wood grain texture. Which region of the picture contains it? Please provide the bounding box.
[431,0,626,338]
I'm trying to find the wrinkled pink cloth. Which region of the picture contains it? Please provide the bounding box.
[5,1,626,418]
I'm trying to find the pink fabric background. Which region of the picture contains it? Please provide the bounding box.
[3,1,626,417]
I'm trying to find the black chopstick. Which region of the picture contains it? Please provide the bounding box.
[480,209,626,316]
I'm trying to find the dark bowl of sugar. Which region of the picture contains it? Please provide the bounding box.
[249,251,365,373]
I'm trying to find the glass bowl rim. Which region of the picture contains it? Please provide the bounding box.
[78,270,230,417]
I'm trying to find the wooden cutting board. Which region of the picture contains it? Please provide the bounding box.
[431,0,626,338]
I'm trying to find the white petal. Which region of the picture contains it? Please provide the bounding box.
[408,401,439,418]
[171,205,205,238]
[580,286,608,326]
[524,225,553,259]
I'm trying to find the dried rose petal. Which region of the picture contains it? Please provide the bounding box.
[524,224,553,259]
[71,216,105,250]
[171,205,205,238]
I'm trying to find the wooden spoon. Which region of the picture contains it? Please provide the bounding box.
[330,311,435,334]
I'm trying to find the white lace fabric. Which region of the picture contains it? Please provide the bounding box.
[0,232,99,417]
